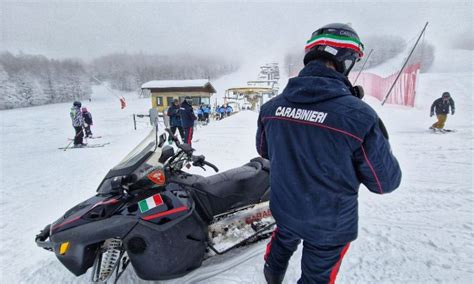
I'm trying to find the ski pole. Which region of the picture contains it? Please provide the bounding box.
[63,129,84,152]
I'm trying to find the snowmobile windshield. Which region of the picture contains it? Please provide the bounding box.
[112,129,157,171]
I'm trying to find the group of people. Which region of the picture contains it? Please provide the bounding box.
[165,100,236,145]
[196,104,211,124]
[214,104,233,120]
[70,101,93,147]
[167,98,197,145]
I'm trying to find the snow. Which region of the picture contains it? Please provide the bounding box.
[0,50,473,283]
[141,79,212,89]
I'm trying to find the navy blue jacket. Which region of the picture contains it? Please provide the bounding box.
[256,61,402,245]
[82,111,93,125]
[167,104,182,127]
[180,101,196,128]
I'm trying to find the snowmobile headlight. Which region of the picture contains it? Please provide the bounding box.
[59,242,70,255]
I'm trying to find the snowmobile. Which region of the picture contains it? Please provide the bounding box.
[35,126,274,283]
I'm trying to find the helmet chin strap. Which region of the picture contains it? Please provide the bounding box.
[342,59,357,76]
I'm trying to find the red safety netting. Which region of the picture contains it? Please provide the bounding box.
[350,63,421,107]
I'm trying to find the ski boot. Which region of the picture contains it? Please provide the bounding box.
[264,264,286,284]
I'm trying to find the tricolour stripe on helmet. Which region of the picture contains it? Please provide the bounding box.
[305,34,364,56]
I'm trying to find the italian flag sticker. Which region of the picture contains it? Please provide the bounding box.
[138,194,164,213]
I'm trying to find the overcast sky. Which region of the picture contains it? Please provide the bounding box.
[1,1,472,61]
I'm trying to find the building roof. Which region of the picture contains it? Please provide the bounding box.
[226,87,273,94]
[141,79,216,93]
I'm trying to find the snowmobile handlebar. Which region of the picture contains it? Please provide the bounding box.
[164,128,218,172]
[35,224,53,251]
[203,160,219,172]
[191,155,219,172]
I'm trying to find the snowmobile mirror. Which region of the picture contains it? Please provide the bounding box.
[110,175,133,195]
[110,176,125,193]
[165,128,180,145]
[159,146,175,163]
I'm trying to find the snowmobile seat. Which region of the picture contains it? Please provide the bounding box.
[191,157,270,219]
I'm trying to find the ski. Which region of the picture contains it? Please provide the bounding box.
[68,136,102,140]
[59,142,110,150]
[429,127,456,134]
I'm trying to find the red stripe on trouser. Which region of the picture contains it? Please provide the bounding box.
[187,127,193,144]
[328,243,350,284]
[264,227,279,262]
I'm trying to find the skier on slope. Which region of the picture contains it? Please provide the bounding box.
[81,107,93,138]
[256,23,402,284]
[430,92,455,130]
[70,101,86,147]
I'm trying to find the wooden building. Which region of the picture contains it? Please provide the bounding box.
[141,79,216,113]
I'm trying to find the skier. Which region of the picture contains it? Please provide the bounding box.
[430,92,455,130]
[226,104,233,117]
[167,99,184,144]
[219,105,226,120]
[179,97,197,145]
[197,104,204,122]
[203,104,211,124]
[256,23,402,284]
[81,107,93,138]
[70,101,85,147]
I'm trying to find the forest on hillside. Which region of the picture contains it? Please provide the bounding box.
[0,52,239,110]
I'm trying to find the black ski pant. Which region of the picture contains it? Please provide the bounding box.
[84,125,92,137]
[169,126,184,142]
[264,224,350,284]
[74,126,84,145]
[183,127,194,146]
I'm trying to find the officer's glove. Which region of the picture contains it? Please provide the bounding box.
[351,85,364,99]
[430,112,434,117]
[451,110,455,115]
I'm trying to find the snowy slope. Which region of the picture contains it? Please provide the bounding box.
[1,55,473,283]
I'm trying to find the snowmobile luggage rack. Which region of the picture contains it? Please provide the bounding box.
[207,220,275,255]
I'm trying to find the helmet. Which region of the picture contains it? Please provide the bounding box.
[442,92,450,98]
[184,97,193,104]
[303,23,364,75]
[73,101,82,107]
